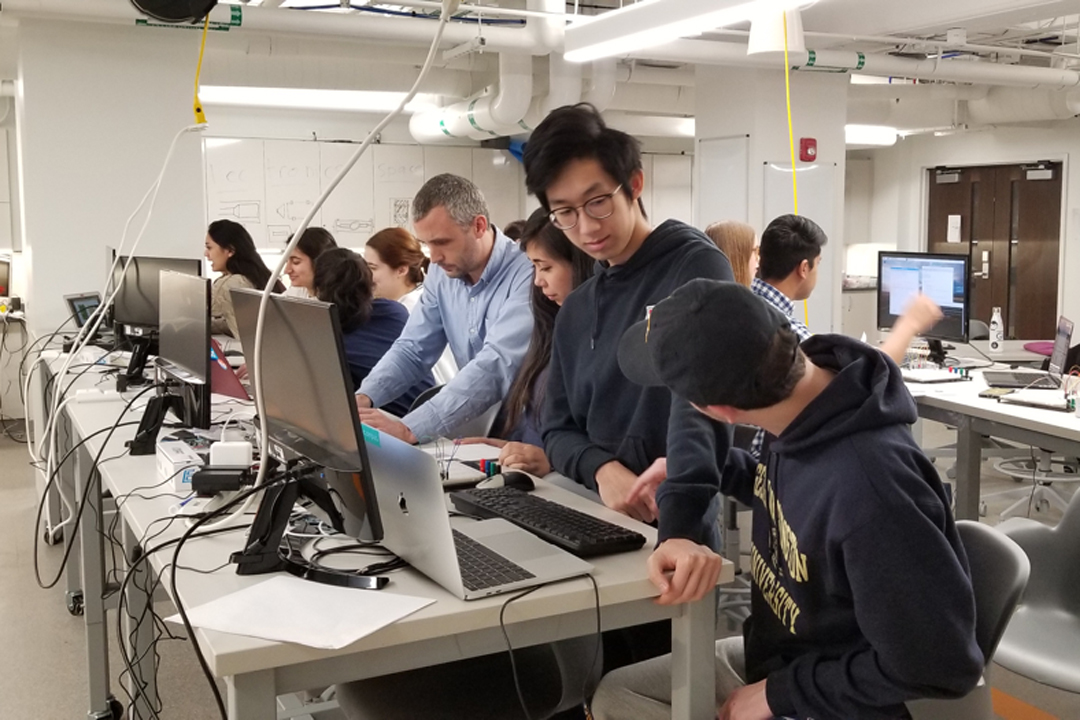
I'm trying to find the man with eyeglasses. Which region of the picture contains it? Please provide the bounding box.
[523,103,734,613]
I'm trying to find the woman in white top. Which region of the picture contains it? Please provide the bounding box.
[205,220,283,338]
[364,227,457,384]
[284,227,338,298]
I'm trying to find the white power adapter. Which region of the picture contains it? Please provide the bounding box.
[74,388,120,404]
[210,441,253,468]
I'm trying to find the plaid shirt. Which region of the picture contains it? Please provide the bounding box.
[748,279,813,459]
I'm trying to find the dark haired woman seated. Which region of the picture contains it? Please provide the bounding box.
[314,248,433,418]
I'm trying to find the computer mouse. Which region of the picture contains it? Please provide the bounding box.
[477,471,535,492]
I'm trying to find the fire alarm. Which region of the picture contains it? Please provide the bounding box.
[799,138,817,162]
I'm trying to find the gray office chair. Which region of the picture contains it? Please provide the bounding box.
[407,383,502,439]
[994,489,1080,694]
[983,449,1080,521]
[969,319,991,341]
[907,520,1031,720]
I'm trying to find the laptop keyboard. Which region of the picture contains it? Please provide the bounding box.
[985,372,1058,389]
[452,529,535,592]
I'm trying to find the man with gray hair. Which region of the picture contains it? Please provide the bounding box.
[356,173,534,443]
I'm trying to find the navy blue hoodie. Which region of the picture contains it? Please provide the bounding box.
[721,335,983,719]
[543,219,734,544]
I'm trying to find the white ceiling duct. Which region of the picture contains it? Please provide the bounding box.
[409,53,534,143]
[520,54,582,131]
[583,59,618,111]
[967,86,1080,125]
[603,112,695,138]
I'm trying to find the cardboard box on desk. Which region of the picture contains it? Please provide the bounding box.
[157,439,204,493]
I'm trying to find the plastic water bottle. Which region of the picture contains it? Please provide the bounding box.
[989,307,1004,353]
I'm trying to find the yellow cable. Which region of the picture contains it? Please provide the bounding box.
[193,14,210,125]
[781,11,810,324]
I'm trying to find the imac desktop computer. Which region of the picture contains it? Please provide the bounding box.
[231,288,383,560]
[877,251,971,366]
[110,254,202,386]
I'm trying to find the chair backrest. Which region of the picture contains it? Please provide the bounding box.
[956,520,1031,662]
[999,490,1080,612]
[408,383,445,414]
[969,319,991,341]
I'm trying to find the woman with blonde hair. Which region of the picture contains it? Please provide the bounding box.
[705,220,759,287]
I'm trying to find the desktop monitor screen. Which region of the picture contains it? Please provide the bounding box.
[231,288,382,542]
[111,255,202,329]
[64,293,103,329]
[877,251,970,344]
[157,272,211,429]
[0,258,9,296]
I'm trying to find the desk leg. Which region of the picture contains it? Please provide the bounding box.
[61,414,83,602]
[671,588,717,720]
[121,523,160,719]
[76,444,113,718]
[954,416,983,521]
[227,670,277,720]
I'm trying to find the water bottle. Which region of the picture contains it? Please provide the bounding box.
[989,307,1004,353]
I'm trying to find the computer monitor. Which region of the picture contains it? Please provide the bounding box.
[64,292,103,329]
[111,254,203,330]
[0,257,10,296]
[878,251,970,362]
[156,271,212,430]
[231,288,383,543]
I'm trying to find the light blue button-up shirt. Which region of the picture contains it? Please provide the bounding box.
[358,229,534,441]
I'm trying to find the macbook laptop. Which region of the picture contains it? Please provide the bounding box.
[364,425,592,600]
[210,338,249,400]
[64,292,103,328]
[983,316,1073,390]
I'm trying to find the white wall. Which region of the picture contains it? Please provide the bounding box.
[865,124,1078,323]
[695,66,848,333]
[16,19,205,334]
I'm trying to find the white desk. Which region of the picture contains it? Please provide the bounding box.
[910,373,1080,520]
[66,399,733,720]
[950,340,1047,366]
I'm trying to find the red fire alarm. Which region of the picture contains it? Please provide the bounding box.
[799,138,818,162]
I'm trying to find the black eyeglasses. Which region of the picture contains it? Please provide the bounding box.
[548,185,623,230]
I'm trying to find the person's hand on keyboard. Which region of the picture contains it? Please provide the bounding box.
[648,538,722,605]
[596,460,658,522]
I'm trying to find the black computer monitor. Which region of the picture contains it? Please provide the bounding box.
[111,254,203,330]
[157,271,212,430]
[878,251,970,362]
[231,288,383,543]
[0,257,9,296]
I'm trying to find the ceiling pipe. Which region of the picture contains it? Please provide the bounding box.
[966,86,1080,124]
[582,59,617,111]
[0,0,564,55]
[409,53,533,143]
[616,63,696,87]
[603,112,694,138]
[520,53,582,131]
[849,84,989,102]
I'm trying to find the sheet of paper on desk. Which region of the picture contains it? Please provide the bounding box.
[166,576,434,649]
[439,441,504,462]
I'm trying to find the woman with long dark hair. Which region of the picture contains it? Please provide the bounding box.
[460,208,594,475]
[314,248,434,418]
[284,227,338,298]
[205,219,284,337]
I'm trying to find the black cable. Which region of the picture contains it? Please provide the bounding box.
[33,383,161,589]
[498,573,602,720]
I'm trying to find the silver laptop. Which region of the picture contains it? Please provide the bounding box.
[983,316,1073,390]
[364,426,593,600]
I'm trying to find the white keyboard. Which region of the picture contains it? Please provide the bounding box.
[901,368,968,384]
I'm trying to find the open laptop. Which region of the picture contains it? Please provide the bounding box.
[364,425,592,600]
[64,292,103,328]
[210,338,249,400]
[983,316,1073,389]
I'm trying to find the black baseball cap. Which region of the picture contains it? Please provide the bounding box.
[618,279,793,409]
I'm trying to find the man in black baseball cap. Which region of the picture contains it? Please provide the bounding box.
[597,279,982,720]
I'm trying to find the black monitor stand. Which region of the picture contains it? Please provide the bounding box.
[117,329,156,391]
[927,339,948,367]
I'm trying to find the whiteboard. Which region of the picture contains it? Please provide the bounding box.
[695,135,749,227]
[763,162,838,333]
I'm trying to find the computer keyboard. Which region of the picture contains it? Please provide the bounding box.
[900,368,969,383]
[450,487,648,558]
[452,529,535,591]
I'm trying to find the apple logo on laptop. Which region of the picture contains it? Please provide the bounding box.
[398,493,409,515]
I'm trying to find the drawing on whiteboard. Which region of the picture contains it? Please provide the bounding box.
[392,198,411,227]
[276,200,314,222]
[219,201,262,221]
[267,225,292,246]
[334,219,375,234]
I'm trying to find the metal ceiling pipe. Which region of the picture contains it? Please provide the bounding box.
[0,0,564,54]
[967,86,1080,124]
[520,53,582,131]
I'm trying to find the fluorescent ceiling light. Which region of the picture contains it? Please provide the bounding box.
[200,86,442,114]
[845,124,898,147]
[565,0,813,63]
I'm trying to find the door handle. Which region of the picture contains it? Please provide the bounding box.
[980,249,990,279]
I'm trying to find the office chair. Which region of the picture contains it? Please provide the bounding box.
[906,521,1030,720]
[406,383,502,439]
[983,449,1080,521]
[969,319,990,341]
[994,489,1080,695]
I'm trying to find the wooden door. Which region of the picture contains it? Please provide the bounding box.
[926,163,1060,339]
